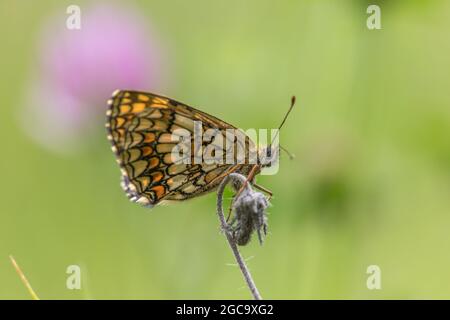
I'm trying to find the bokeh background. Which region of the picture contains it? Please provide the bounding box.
[1,0,449,299]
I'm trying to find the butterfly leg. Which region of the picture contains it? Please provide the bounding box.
[253,184,273,200]
[235,164,260,198]
[208,164,241,186]
[226,164,261,220]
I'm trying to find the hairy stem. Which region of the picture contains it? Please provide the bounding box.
[217,173,262,300]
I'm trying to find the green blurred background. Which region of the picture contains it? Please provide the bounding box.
[1,0,449,299]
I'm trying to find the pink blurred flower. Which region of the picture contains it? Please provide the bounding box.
[21,3,166,153]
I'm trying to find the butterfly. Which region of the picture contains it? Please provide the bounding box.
[106,90,294,208]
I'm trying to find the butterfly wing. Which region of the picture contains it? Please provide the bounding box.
[106,90,255,207]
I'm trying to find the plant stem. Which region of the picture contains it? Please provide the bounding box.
[9,255,40,300]
[217,173,262,300]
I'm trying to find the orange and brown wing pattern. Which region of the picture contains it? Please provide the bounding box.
[106,90,254,207]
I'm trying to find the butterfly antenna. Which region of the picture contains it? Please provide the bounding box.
[270,96,296,159]
[280,145,295,160]
[278,96,296,132]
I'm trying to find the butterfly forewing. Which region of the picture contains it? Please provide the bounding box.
[106,90,255,207]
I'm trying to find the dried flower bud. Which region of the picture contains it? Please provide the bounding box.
[218,173,269,246]
[232,189,268,246]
